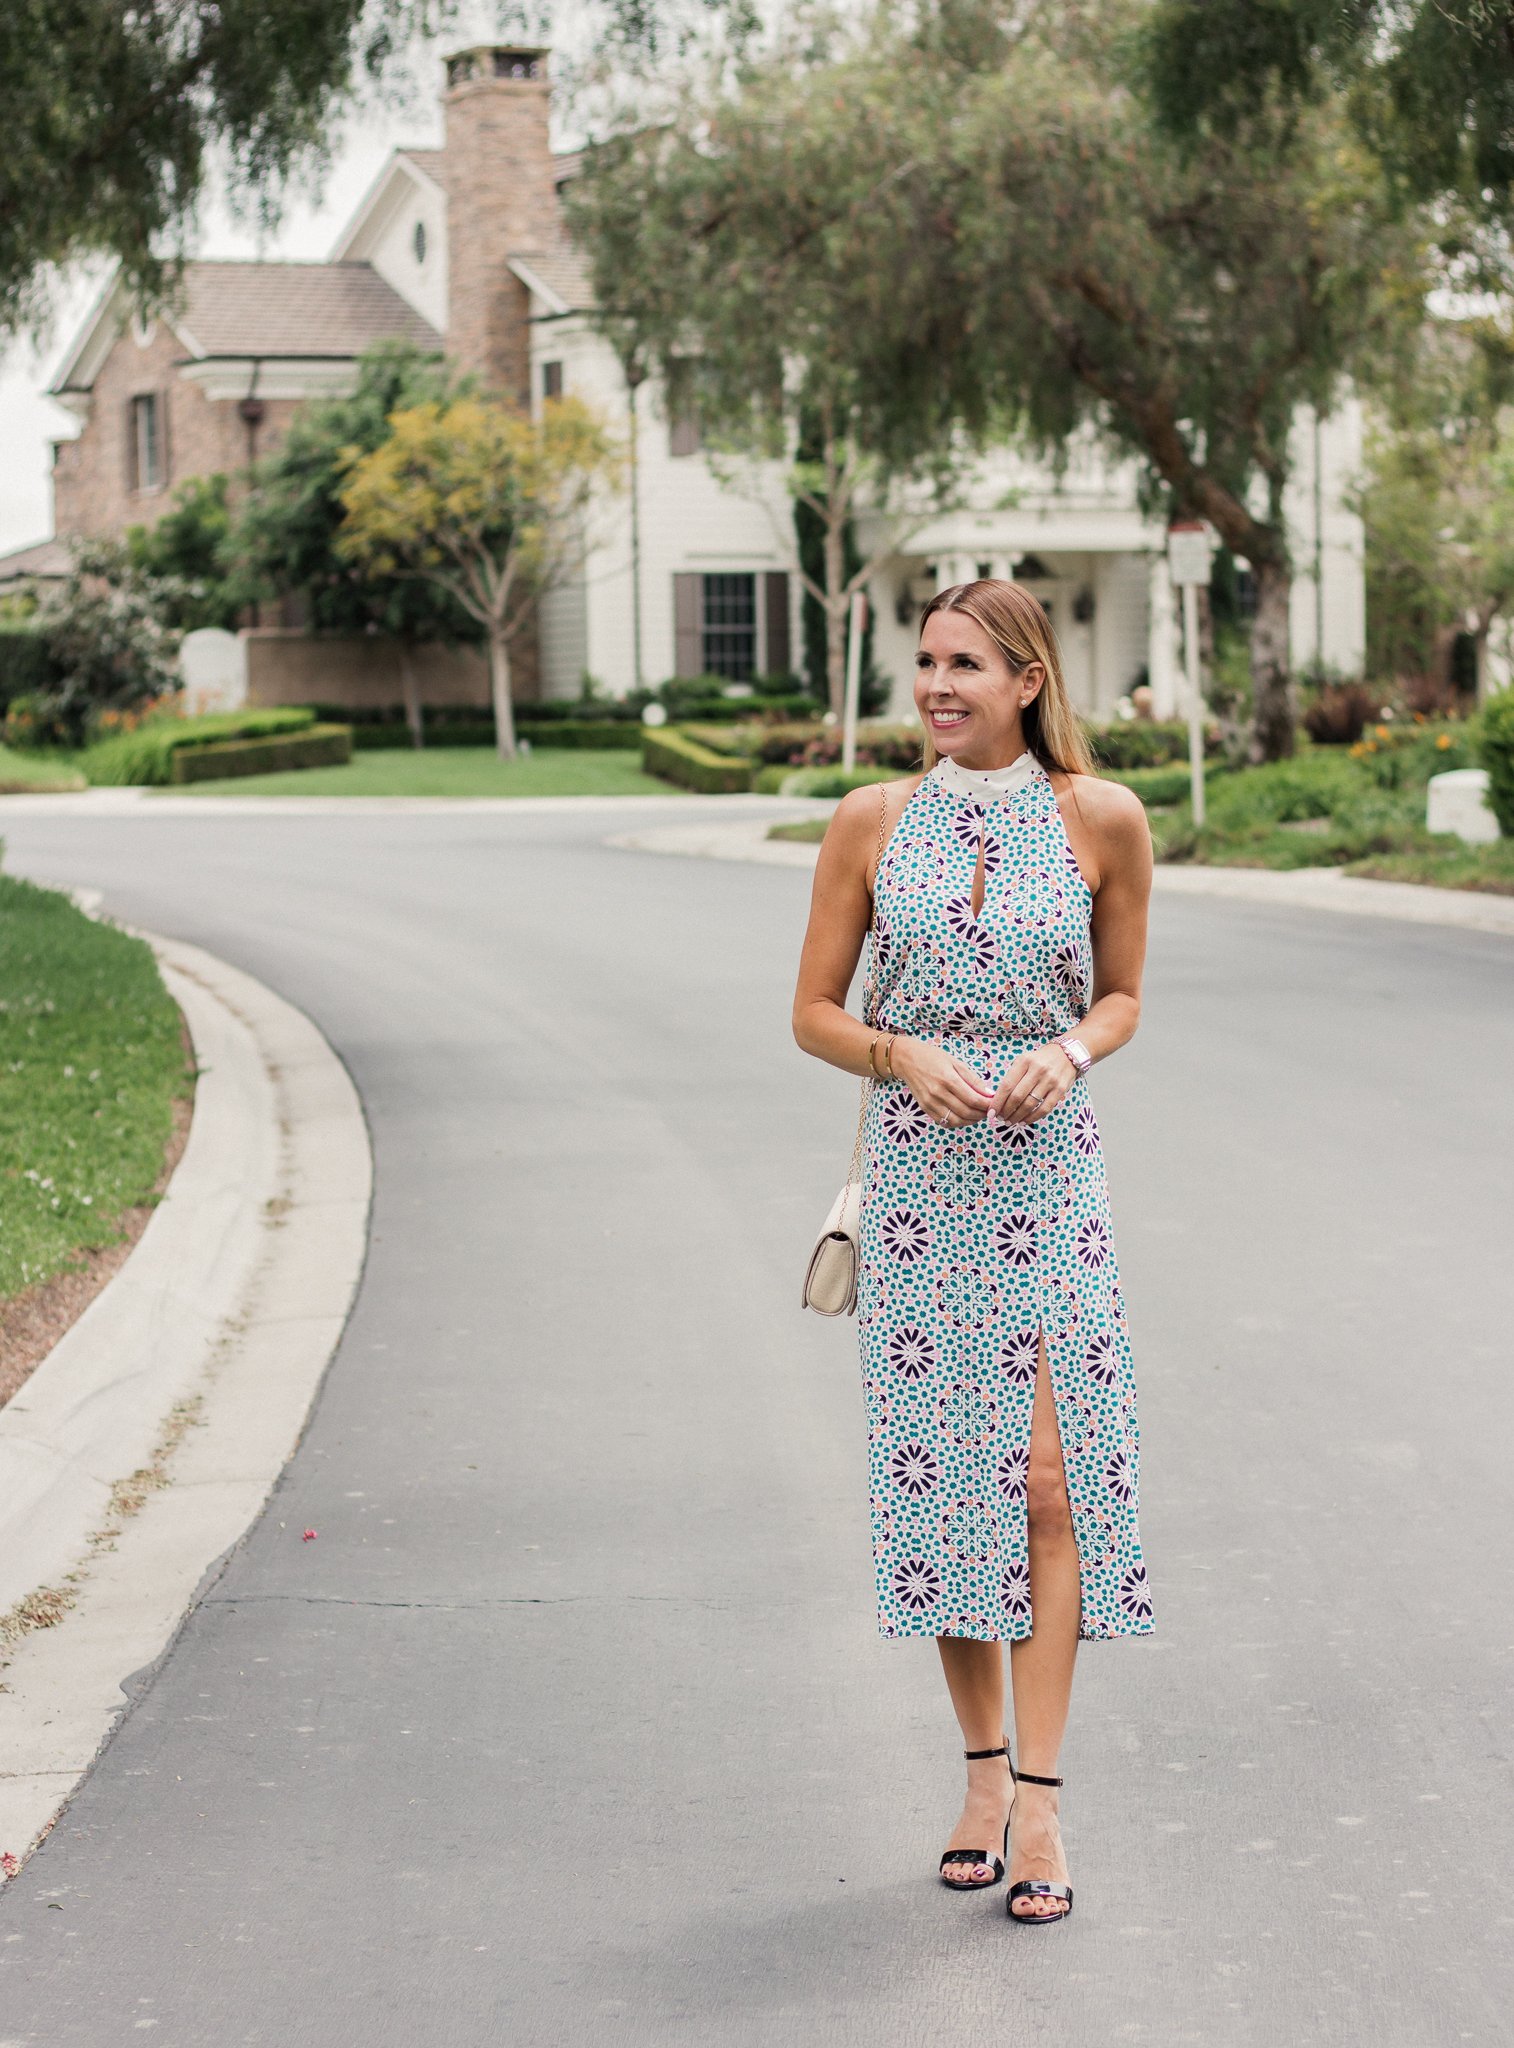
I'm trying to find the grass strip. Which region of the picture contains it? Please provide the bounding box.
[0,744,86,793]
[0,874,190,1303]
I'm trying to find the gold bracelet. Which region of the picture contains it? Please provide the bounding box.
[882,1032,898,1077]
[867,1034,881,1078]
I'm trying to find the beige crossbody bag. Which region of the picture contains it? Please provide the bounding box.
[801,785,890,1317]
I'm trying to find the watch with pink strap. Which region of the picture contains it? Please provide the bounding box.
[1054,1034,1092,1077]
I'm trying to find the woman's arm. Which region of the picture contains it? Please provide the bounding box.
[792,780,997,1126]
[992,776,1153,1123]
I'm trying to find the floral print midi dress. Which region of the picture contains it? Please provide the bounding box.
[857,750,1154,1645]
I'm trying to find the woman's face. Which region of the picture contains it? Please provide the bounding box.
[914,608,1044,769]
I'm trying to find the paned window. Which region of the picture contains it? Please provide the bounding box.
[701,573,756,679]
[542,360,563,400]
[131,393,162,491]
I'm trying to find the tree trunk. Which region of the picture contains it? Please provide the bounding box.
[823,518,847,718]
[1248,557,1296,762]
[489,627,518,759]
[398,646,424,750]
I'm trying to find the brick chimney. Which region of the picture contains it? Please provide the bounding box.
[441,47,557,407]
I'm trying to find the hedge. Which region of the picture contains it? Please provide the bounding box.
[780,764,908,798]
[1086,719,1212,770]
[0,629,56,710]
[642,726,755,793]
[79,707,317,786]
[518,720,642,751]
[170,724,353,783]
[1104,762,1217,806]
[1480,690,1514,836]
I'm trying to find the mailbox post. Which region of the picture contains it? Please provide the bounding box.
[1167,521,1213,826]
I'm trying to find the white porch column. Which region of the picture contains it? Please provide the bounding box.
[1147,551,1179,718]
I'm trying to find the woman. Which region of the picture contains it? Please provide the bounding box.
[792,580,1154,1924]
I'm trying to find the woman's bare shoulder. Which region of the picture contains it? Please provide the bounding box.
[1054,770,1147,837]
[830,772,924,836]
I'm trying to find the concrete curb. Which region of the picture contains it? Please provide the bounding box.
[0,921,372,1873]
[607,813,1514,936]
[0,788,816,819]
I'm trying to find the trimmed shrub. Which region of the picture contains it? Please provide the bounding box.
[1105,762,1212,807]
[79,708,316,786]
[779,764,908,798]
[1480,690,1514,835]
[1085,719,1209,770]
[517,719,643,751]
[170,724,353,783]
[642,727,754,793]
[734,720,924,770]
[511,698,641,724]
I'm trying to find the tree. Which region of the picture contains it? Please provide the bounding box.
[566,47,961,715]
[921,3,1427,758]
[0,1,764,339]
[1141,1,1514,222]
[126,475,250,632]
[336,396,622,757]
[234,344,480,745]
[1358,324,1514,703]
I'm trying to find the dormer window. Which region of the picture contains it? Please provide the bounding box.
[413,220,427,265]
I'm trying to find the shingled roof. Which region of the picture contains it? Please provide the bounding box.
[508,238,595,315]
[175,261,441,359]
[51,260,441,392]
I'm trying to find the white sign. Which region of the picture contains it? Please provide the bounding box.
[178,627,247,715]
[1167,522,1213,587]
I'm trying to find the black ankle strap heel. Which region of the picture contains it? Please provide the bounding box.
[938,1740,1012,1891]
[1005,1760,1074,1924]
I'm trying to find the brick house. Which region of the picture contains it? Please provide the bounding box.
[11,42,1366,717]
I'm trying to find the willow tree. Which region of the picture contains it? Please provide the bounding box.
[566,43,965,715]
[336,396,621,758]
[1143,0,1514,222]
[918,2,1428,758]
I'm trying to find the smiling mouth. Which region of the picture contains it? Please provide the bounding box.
[928,707,969,728]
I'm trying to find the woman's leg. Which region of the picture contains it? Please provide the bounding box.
[1005,1332,1081,1917]
[936,1637,1014,1880]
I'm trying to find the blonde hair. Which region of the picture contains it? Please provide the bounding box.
[918,580,1096,779]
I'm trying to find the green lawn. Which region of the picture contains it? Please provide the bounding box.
[0,873,191,1303]
[164,746,678,799]
[0,743,86,793]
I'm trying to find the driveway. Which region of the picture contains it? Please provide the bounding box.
[0,798,1509,2046]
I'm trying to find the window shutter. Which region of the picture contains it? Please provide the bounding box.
[158,388,172,487]
[673,573,702,678]
[763,571,790,677]
[125,399,138,492]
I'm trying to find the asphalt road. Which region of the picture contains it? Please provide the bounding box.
[0,798,1510,2048]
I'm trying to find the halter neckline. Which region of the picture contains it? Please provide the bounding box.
[931,748,1042,803]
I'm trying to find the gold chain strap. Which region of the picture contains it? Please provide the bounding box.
[847,783,891,1183]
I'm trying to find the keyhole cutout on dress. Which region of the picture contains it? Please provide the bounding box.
[970,828,987,920]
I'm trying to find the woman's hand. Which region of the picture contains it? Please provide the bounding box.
[892,1039,995,1127]
[993,1041,1077,1124]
